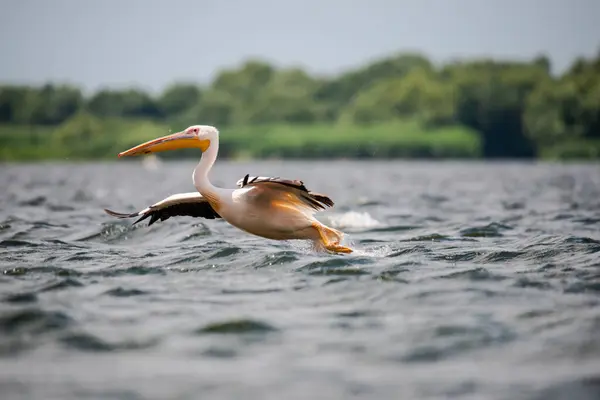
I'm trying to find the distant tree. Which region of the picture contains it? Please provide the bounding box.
[246,68,323,123]
[524,80,574,145]
[442,60,549,157]
[37,85,84,124]
[158,83,201,117]
[0,84,82,125]
[315,52,433,118]
[532,55,552,75]
[0,86,29,123]
[87,89,161,118]
[54,111,104,144]
[561,55,600,139]
[212,60,275,103]
[178,89,236,127]
[340,69,455,125]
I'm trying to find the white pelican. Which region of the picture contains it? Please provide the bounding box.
[104,125,353,253]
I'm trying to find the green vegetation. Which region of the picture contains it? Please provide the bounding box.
[1,51,599,161]
[0,120,480,161]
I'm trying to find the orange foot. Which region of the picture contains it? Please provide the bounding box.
[325,243,353,254]
[312,222,353,254]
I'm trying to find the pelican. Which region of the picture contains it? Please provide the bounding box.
[104,125,353,253]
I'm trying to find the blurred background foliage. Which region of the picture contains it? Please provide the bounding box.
[1,51,599,161]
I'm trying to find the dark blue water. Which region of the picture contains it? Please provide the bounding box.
[1,160,600,400]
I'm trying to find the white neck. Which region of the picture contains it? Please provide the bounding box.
[193,139,219,195]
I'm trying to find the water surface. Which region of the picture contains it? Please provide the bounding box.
[1,160,600,399]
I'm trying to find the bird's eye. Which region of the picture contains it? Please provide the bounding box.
[194,128,199,133]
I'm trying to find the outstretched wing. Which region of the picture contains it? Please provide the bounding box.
[236,174,334,211]
[104,192,221,226]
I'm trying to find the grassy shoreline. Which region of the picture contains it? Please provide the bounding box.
[1,119,598,162]
[0,119,482,161]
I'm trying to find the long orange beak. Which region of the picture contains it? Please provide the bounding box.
[118,131,210,157]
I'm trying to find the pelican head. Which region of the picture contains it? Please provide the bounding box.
[118,125,218,157]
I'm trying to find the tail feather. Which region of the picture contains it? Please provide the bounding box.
[309,192,334,208]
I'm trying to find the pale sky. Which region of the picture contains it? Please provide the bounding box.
[1,0,598,93]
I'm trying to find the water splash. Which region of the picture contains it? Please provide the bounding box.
[325,211,382,230]
[346,244,395,258]
[142,154,162,171]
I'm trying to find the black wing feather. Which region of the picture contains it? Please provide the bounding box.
[238,174,334,210]
[104,200,221,227]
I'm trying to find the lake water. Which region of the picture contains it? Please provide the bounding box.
[1,160,599,400]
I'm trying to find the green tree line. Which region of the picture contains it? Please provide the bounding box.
[1,51,599,160]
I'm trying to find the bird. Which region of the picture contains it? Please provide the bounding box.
[104,125,353,254]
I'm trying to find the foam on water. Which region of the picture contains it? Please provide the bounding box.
[325,211,382,230]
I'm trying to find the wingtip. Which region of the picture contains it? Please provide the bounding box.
[104,208,120,217]
[104,208,137,219]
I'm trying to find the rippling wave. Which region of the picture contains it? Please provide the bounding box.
[1,161,599,399]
